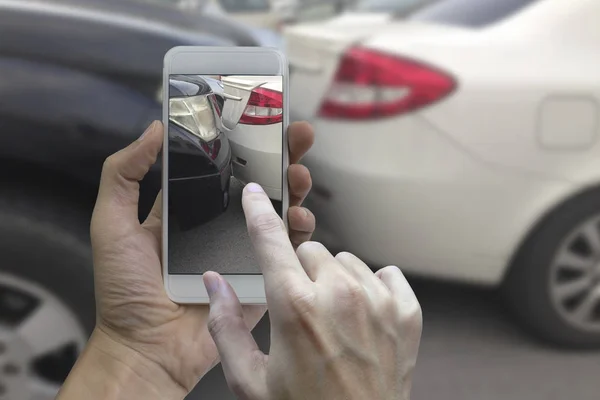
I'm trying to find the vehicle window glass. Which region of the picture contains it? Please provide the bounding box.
[354,0,430,13]
[217,0,271,12]
[410,0,538,27]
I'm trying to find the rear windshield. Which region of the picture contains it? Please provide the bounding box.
[409,0,539,27]
[353,0,436,14]
[217,0,271,12]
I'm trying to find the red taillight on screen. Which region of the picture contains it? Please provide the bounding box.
[201,139,221,160]
[318,47,456,120]
[239,87,283,125]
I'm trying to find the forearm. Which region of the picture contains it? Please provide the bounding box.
[57,328,188,400]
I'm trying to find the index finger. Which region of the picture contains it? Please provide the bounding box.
[242,183,311,291]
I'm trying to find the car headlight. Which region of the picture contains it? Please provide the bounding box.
[169,95,219,142]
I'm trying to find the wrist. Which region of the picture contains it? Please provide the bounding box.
[58,327,188,400]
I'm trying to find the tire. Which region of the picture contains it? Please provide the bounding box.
[503,188,600,349]
[0,188,95,394]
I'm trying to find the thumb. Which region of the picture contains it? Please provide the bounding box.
[91,121,163,236]
[204,272,268,399]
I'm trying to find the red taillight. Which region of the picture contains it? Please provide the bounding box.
[239,87,283,125]
[319,47,456,120]
[201,139,221,160]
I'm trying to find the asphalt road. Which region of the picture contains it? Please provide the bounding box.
[168,179,260,275]
[185,183,600,400]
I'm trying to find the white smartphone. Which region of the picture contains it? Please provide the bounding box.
[162,47,289,304]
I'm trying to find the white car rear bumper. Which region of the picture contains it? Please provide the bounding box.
[227,123,283,201]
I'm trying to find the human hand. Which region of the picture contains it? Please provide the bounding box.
[87,120,316,394]
[204,186,423,400]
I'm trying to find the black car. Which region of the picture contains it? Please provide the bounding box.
[0,1,280,398]
[168,75,233,230]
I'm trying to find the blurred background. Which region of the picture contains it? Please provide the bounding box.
[1,0,600,399]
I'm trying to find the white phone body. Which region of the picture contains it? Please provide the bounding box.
[162,46,289,304]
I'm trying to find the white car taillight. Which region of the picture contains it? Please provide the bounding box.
[319,47,456,120]
[239,87,283,125]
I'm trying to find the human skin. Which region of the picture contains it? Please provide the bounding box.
[56,120,317,400]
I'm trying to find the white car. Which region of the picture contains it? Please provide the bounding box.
[286,0,600,347]
[221,75,284,201]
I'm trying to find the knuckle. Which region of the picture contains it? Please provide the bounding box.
[335,278,367,306]
[102,154,119,175]
[282,285,317,320]
[398,301,423,333]
[334,251,356,262]
[207,313,240,338]
[377,295,397,318]
[247,213,284,237]
[295,240,319,256]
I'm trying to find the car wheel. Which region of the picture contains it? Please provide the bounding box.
[503,188,600,348]
[0,190,94,399]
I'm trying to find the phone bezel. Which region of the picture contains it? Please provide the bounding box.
[162,47,289,304]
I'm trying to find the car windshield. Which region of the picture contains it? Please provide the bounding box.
[353,0,435,14]
[409,0,539,27]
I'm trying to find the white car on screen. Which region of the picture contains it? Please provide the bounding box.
[221,75,284,201]
[286,0,600,347]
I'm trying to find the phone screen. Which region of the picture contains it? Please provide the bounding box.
[167,74,284,275]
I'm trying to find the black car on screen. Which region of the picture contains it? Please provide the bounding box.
[168,75,233,227]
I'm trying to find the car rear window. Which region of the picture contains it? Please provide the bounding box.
[217,0,271,12]
[409,0,539,27]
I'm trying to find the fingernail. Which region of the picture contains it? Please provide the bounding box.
[204,272,221,298]
[139,121,156,141]
[302,207,309,217]
[246,183,264,193]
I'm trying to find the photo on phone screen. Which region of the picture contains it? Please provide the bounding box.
[167,74,284,275]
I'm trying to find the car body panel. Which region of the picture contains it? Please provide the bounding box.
[40,0,263,46]
[0,0,234,80]
[0,56,161,195]
[0,0,237,223]
[221,75,283,200]
[228,123,283,200]
[168,123,232,229]
[299,114,575,284]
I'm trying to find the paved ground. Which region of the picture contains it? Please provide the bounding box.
[184,183,600,400]
[168,179,260,275]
